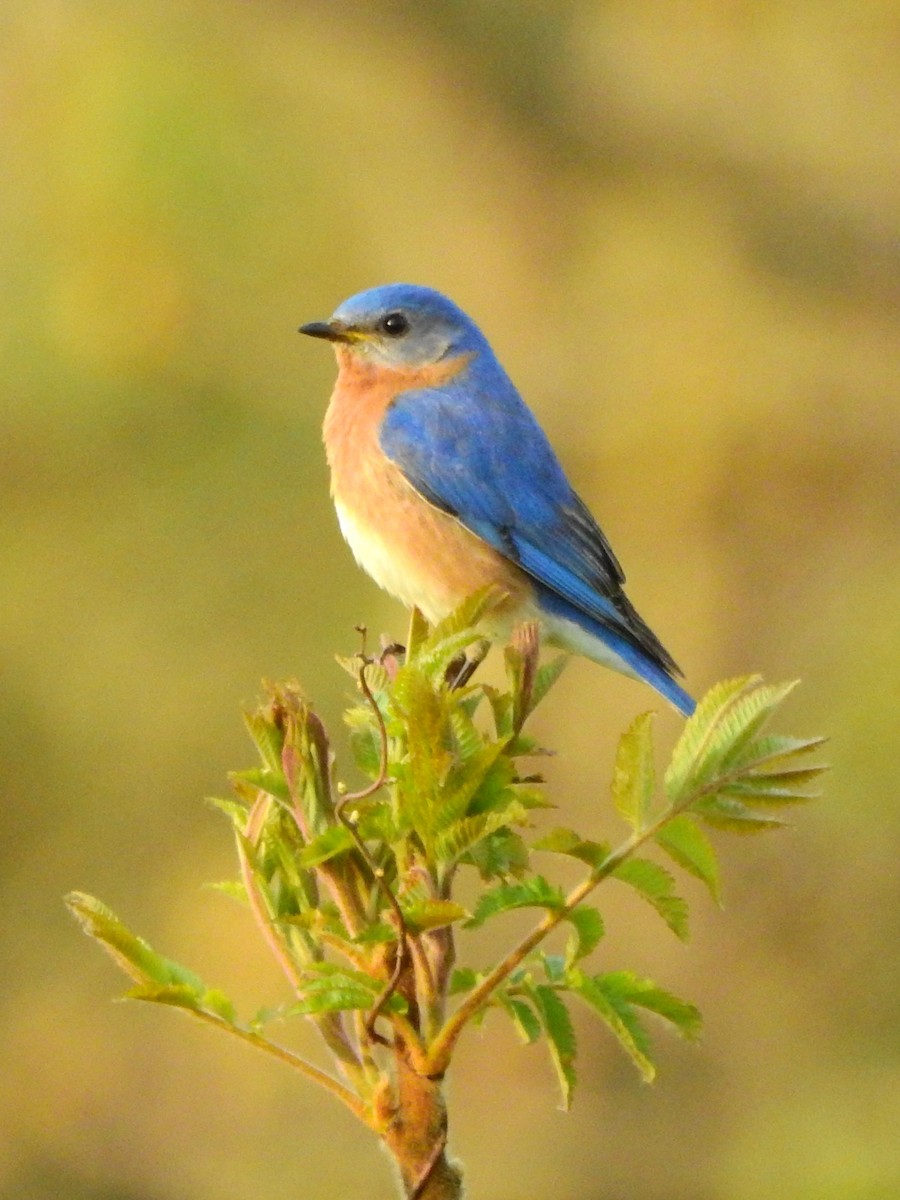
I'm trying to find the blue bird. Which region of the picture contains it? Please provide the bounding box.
[301,284,694,716]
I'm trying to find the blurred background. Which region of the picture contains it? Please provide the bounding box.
[2,2,898,1197]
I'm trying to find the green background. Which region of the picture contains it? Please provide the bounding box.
[2,3,898,1197]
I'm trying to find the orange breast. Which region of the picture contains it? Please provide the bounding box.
[322,349,533,623]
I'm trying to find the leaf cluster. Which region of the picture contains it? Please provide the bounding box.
[66,594,825,1120]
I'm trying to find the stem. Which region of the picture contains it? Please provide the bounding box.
[425,804,680,1075]
[382,1046,462,1200]
[185,1007,369,1124]
[336,658,416,1045]
[238,798,364,1076]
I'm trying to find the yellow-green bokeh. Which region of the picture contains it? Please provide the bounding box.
[2,3,898,1197]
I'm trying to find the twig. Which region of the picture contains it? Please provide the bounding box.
[424,801,683,1075]
[238,795,306,994]
[335,653,413,1044]
[238,796,362,1071]
[185,1006,369,1124]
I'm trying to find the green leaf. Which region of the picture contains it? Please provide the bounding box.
[564,906,604,965]
[693,795,788,834]
[666,677,800,805]
[612,859,689,940]
[242,708,285,775]
[201,988,238,1023]
[437,741,511,830]
[205,879,248,905]
[206,794,252,825]
[665,675,759,803]
[449,967,480,994]
[532,827,611,870]
[434,803,528,869]
[498,994,542,1044]
[716,681,800,770]
[612,711,656,831]
[466,876,565,928]
[296,825,355,868]
[65,892,207,992]
[413,588,502,678]
[599,971,702,1040]
[719,779,822,805]
[527,983,578,1109]
[570,970,655,1082]
[126,982,205,1011]
[463,826,530,880]
[399,897,470,933]
[655,814,721,904]
[570,969,700,1081]
[292,963,406,1016]
[727,733,827,772]
[542,954,566,983]
[405,605,431,661]
[530,654,569,711]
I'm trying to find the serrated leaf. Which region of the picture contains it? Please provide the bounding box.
[665,675,759,803]
[719,779,821,805]
[498,994,542,1044]
[434,804,528,868]
[483,684,514,740]
[599,971,702,1040]
[694,795,788,833]
[242,709,285,774]
[228,767,290,803]
[564,906,605,965]
[613,859,689,940]
[437,741,511,830]
[532,827,611,870]
[466,876,565,928]
[666,677,800,805]
[449,704,488,766]
[727,733,827,772]
[66,892,207,992]
[530,654,569,711]
[292,963,406,1016]
[655,814,721,904]
[296,824,355,868]
[717,681,799,769]
[612,712,656,831]
[464,826,530,880]
[413,588,502,678]
[528,983,578,1108]
[570,970,655,1082]
[405,605,431,660]
[449,967,480,994]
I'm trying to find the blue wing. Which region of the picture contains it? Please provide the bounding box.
[379,367,690,709]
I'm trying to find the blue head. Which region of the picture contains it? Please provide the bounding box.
[300,284,492,369]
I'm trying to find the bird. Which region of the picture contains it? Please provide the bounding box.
[299,284,694,716]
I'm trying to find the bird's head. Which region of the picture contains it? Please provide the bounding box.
[300,284,489,369]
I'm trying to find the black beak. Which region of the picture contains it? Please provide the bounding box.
[298,319,349,342]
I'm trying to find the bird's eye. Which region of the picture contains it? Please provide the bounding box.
[379,311,409,337]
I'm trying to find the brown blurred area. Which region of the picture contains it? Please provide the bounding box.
[2,2,898,1197]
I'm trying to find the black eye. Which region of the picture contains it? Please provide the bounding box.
[379,311,409,337]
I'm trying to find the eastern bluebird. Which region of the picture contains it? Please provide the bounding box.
[300,284,694,716]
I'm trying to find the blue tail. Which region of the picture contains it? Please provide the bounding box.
[536,587,696,717]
